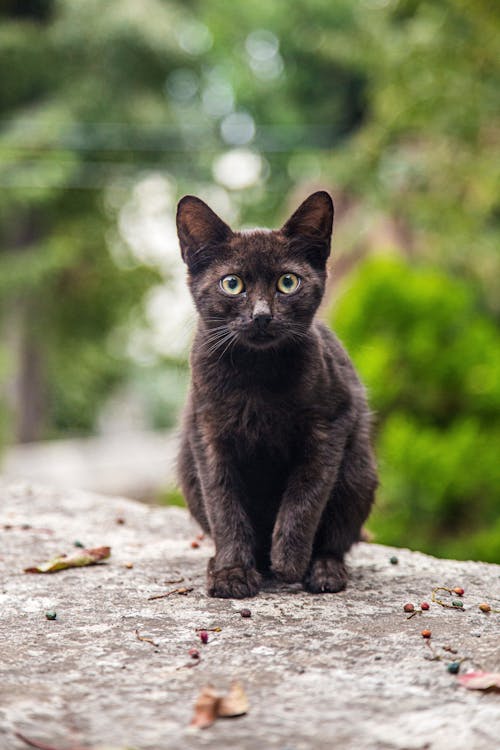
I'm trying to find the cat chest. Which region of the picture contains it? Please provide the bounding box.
[213,391,299,450]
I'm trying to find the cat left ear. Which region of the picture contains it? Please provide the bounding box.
[176,195,233,270]
[281,191,334,267]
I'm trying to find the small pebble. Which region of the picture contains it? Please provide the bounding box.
[452,600,464,608]
[447,662,460,674]
[470,630,482,637]
[421,629,432,639]
[74,540,85,548]
[420,602,430,610]
[479,603,491,613]
[240,608,252,618]
[389,556,398,565]
[403,603,415,613]
[123,562,134,569]
[45,611,57,621]
[116,517,125,525]
[453,587,465,596]
[199,630,209,644]
[188,648,200,659]
[190,540,200,549]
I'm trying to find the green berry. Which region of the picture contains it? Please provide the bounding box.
[45,611,57,620]
[74,540,85,548]
[390,556,398,565]
[447,662,460,674]
[452,600,464,608]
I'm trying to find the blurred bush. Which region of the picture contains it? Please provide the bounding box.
[331,256,500,562]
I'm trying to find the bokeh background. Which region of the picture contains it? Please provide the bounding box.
[1,0,499,562]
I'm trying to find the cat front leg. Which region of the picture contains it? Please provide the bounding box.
[195,440,261,599]
[270,413,352,585]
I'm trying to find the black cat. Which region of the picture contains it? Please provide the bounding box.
[176,190,377,598]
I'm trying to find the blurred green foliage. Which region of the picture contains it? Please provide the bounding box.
[0,0,499,560]
[331,257,500,563]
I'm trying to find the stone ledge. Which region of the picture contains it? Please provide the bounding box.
[0,479,499,750]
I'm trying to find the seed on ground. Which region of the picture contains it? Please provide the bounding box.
[240,608,252,618]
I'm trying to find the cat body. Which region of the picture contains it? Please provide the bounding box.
[176,192,377,598]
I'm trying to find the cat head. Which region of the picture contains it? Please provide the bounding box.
[176,191,334,351]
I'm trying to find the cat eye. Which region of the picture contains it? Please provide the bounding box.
[277,273,300,294]
[220,274,245,295]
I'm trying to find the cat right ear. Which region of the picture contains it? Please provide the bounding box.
[176,195,233,270]
[281,191,334,268]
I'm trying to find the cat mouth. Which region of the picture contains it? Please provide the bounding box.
[241,328,281,348]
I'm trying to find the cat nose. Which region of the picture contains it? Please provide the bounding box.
[254,313,272,330]
[252,300,272,330]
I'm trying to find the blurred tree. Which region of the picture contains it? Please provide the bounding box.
[326,0,500,311]
[0,0,365,441]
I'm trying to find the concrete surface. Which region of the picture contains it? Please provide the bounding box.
[2,431,178,500]
[0,479,499,750]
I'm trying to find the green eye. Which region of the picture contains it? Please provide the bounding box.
[277,273,300,294]
[220,275,245,295]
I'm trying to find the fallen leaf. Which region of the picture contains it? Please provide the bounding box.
[457,671,500,690]
[24,546,110,573]
[190,685,220,729]
[190,682,249,729]
[218,681,249,717]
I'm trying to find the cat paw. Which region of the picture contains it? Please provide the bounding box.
[303,556,348,594]
[270,552,308,584]
[207,559,261,599]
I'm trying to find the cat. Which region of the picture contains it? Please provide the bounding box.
[176,190,377,598]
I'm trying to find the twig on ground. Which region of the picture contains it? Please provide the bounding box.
[148,586,193,601]
[135,629,159,647]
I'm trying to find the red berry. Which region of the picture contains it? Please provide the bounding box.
[188,648,200,659]
[421,629,432,638]
[420,602,430,610]
[190,540,200,548]
[199,630,209,644]
[453,587,464,596]
[403,603,415,613]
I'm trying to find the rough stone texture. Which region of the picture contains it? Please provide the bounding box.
[0,480,499,750]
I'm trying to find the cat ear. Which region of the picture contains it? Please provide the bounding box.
[176,195,233,269]
[281,191,334,267]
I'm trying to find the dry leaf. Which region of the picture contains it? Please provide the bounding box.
[457,671,500,690]
[24,546,110,573]
[218,681,249,717]
[190,685,220,729]
[190,682,249,729]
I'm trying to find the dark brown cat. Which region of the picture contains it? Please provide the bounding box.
[176,191,377,598]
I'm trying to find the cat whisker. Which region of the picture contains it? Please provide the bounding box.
[205,330,236,357]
